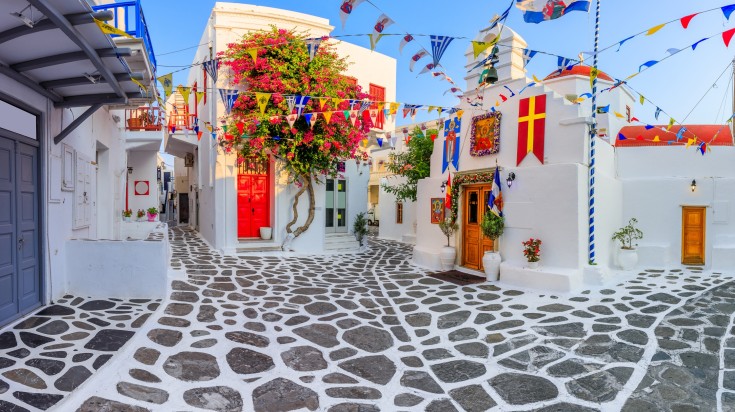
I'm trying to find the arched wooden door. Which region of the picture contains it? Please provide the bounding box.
[237,157,270,238]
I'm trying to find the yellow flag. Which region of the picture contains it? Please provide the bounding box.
[614,111,625,119]
[94,18,134,39]
[255,92,271,114]
[624,72,639,81]
[369,34,384,51]
[316,97,328,111]
[323,111,333,123]
[639,94,645,105]
[652,136,660,142]
[646,24,666,35]
[532,74,542,83]
[377,102,385,111]
[246,48,258,63]
[428,106,437,114]
[195,91,205,106]
[456,110,464,118]
[332,98,343,108]
[589,67,598,90]
[495,100,500,106]
[667,117,675,130]
[157,73,172,98]
[437,107,443,116]
[389,102,400,115]
[471,38,496,59]
[131,77,147,92]
[686,138,695,148]
[177,85,190,103]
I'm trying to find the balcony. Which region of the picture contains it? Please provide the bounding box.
[92,1,157,72]
[168,113,198,132]
[125,107,163,131]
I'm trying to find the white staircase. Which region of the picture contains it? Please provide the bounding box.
[324,233,361,252]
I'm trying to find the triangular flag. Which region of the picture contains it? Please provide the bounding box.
[652,135,660,142]
[246,48,258,63]
[94,18,134,39]
[655,107,662,120]
[614,111,625,119]
[377,137,383,147]
[667,117,675,130]
[646,24,666,35]
[630,117,640,123]
[157,73,172,97]
[723,4,735,20]
[639,94,645,105]
[589,67,598,90]
[691,38,708,50]
[339,0,366,29]
[369,109,378,126]
[639,60,659,72]
[197,131,203,141]
[499,94,508,102]
[389,102,400,115]
[304,113,315,128]
[409,49,429,72]
[286,114,298,128]
[323,111,333,123]
[430,35,454,67]
[343,110,350,122]
[724,28,735,47]
[532,74,542,83]
[645,125,654,130]
[285,95,296,113]
[399,34,414,54]
[686,138,695,148]
[255,92,271,114]
[618,133,627,140]
[349,110,358,126]
[195,91,204,106]
[456,110,464,118]
[305,38,323,61]
[369,33,383,51]
[316,97,328,111]
[471,38,496,59]
[680,13,697,29]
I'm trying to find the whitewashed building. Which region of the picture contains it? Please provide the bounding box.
[164,3,396,254]
[413,24,735,292]
[0,0,164,327]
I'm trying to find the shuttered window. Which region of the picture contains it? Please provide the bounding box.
[73,154,92,229]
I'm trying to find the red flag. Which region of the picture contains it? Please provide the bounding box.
[680,13,697,29]
[517,95,547,166]
[236,122,245,134]
[445,174,452,210]
[724,28,735,47]
[499,94,508,102]
[197,131,203,141]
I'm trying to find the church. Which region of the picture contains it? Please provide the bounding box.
[412,24,735,292]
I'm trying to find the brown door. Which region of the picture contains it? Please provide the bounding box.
[462,184,495,270]
[681,206,706,265]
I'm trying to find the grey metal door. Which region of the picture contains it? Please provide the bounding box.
[0,136,41,326]
[325,178,347,233]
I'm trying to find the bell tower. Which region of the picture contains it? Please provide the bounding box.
[464,24,528,90]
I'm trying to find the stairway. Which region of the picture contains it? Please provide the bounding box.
[324,233,361,252]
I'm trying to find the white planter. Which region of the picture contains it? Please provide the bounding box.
[618,248,638,270]
[123,216,131,222]
[440,246,456,271]
[259,227,272,240]
[528,261,540,270]
[482,251,501,281]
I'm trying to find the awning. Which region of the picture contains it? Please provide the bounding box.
[0,0,156,142]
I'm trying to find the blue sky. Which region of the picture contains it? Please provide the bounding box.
[140,0,735,127]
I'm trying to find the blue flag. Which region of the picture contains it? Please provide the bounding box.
[516,0,590,24]
[442,116,461,173]
[430,35,455,67]
[488,167,503,217]
[219,89,239,114]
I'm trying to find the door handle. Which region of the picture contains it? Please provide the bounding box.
[18,237,24,250]
[252,208,255,213]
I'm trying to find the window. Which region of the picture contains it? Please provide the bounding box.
[369,84,385,129]
[344,76,358,87]
[468,192,479,224]
[396,202,404,224]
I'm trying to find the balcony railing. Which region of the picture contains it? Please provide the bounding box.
[125,107,163,131]
[168,113,197,132]
[92,0,157,70]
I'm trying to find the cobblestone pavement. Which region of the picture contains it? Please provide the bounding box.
[12,226,735,411]
[0,297,160,411]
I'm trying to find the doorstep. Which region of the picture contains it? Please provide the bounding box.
[237,238,281,253]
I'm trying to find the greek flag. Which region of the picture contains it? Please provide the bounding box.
[219,89,239,114]
[430,35,454,67]
[522,48,538,66]
[488,167,504,217]
[516,0,590,24]
[305,38,322,61]
[557,56,574,71]
[294,95,311,117]
[285,95,296,113]
[202,59,220,84]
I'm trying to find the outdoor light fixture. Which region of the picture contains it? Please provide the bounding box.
[440,181,447,193]
[691,179,697,192]
[127,167,133,175]
[10,5,40,28]
[83,73,99,84]
[506,172,516,188]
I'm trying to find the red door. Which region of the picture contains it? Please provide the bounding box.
[238,158,270,238]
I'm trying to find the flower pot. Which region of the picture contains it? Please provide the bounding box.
[528,261,539,270]
[482,251,501,281]
[127,118,143,129]
[440,246,456,270]
[618,248,638,270]
[147,213,157,222]
[259,227,272,240]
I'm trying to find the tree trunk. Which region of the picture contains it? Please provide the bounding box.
[284,174,316,242]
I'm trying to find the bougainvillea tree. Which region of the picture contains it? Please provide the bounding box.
[219,27,370,241]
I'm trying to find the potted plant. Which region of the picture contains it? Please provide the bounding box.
[122,209,132,222]
[612,218,643,270]
[353,212,368,247]
[480,212,504,280]
[438,217,459,270]
[147,207,158,222]
[259,227,272,240]
[136,209,146,221]
[522,238,542,269]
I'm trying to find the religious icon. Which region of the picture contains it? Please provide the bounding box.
[430,198,445,224]
[470,112,502,156]
[445,118,457,161]
[442,116,461,173]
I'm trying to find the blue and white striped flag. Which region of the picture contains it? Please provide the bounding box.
[522,48,538,66]
[203,59,220,84]
[557,56,574,71]
[293,95,311,117]
[488,167,504,217]
[285,95,296,114]
[430,35,455,67]
[305,38,323,61]
[219,89,239,114]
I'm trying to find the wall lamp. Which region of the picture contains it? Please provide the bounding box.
[440,180,447,193]
[691,179,697,192]
[506,172,516,188]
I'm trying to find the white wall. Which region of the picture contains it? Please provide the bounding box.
[378,176,417,243]
[126,150,158,214]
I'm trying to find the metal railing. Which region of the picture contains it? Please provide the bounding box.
[92,0,157,70]
[125,107,163,131]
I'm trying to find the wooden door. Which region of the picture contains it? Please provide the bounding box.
[682,207,705,265]
[462,184,495,271]
[237,158,270,238]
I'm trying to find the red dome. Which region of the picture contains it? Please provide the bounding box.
[544,65,614,82]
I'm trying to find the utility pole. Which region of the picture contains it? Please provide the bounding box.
[588,0,601,265]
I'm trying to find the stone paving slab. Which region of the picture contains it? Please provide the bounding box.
[0,297,159,411]
[24,227,735,411]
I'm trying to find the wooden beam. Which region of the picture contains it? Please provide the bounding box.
[27,0,126,101]
[53,103,103,144]
[12,48,131,72]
